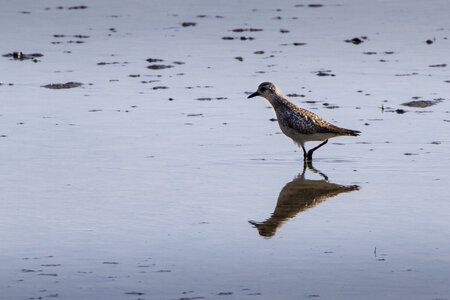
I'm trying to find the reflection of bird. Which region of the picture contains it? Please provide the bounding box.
[249,162,359,238]
[248,82,360,161]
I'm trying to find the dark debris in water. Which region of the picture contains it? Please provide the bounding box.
[234,56,243,61]
[395,72,418,76]
[231,28,263,32]
[42,82,83,89]
[402,99,442,108]
[68,5,88,10]
[286,93,305,97]
[315,70,335,77]
[124,292,144,295]
[429,63,447,67]
[345,36,368,45]
[147,64,173,69]
[323,103,339,109]
[217,292,233,296]
[3,52,43,62]
[147,58,164,63]
[21,269,38,272]
[293,42,307,46]
[181,22,196,27]
[222,36,254,40]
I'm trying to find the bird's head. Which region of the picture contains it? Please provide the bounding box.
[247,82,279,100]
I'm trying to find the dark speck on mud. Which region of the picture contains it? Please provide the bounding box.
[181,22,196,27]
[147,64,173,69]
[147,58,164,63]
[42,82,83,89]
[345,36,368,45]
[3,52,43,62]
[402,99,442,108]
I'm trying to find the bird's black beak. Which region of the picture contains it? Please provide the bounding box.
[247,92,259,99]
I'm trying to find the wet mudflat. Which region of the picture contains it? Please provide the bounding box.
[1,0,449,299]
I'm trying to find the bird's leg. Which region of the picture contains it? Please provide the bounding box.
[306,139,328,161]
[300,144,307,161]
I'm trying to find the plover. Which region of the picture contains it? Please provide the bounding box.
[248,82,360,161]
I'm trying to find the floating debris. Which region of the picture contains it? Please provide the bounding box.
[68,5,87,10]
[234,56,243,62]
[97,61,121,65]
[401,99,442,108]
[181,22,196,27]
[280,29,290,33]
[124,292,145,295]
[345,36,368,45]
[293,42,307,46]
[308,4,323,7]
[323,103,339,109]
[147,64,173,69]
[231,28,263,32]
[429,64,447,67]
[42,82,83,89]
[3,52,43,62]
[254,51,264,54]
[147,58,163,63]
[315,70,335,76]
[395,72,419,76]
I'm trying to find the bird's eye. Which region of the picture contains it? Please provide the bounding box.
[260,87,267,92]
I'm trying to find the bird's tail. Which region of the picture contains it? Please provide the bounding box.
[328,124,361,136]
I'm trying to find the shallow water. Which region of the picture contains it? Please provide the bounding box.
[1,0,450,299]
